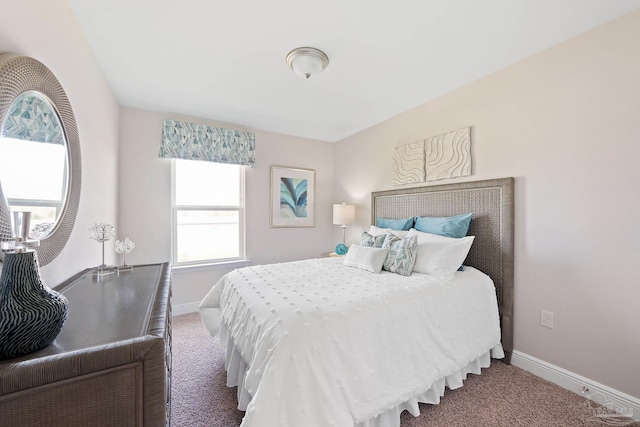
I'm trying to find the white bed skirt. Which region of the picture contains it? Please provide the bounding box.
[219,323,505,427]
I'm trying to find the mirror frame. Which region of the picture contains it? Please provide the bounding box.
[0,53,81,266]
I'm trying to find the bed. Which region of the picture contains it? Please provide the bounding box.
[199,177,514,427]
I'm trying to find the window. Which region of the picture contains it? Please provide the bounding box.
[172,159,245,266]
[0,137,68,230]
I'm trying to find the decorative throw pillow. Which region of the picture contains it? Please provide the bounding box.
[375,217,414,231]
[407,229,475,280]
[360,231,386,248]
[382,233,418,276]
[367,225,409,239]
[414,213,472,238]
[343,244,389,274]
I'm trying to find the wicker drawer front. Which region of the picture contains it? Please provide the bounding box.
[0,363,142,427]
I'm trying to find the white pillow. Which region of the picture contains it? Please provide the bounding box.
[368,225,409,239]
[407,229,475,280]
[343,244,389,274]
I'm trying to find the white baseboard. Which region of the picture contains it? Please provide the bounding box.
[512,350,639,421]
[172,301,200,316]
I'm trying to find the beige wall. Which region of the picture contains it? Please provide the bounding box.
[0,0,120,285]
[118,107,335,308]
[334,11,640,398]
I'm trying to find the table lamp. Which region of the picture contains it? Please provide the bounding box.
[332,203,355,254]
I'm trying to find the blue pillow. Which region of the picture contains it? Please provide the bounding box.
[376,217,414,231]
[414,213,472,238]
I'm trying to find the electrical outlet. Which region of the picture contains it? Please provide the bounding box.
[541,310,554,329]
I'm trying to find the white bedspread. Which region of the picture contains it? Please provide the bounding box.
[199,257,503,427]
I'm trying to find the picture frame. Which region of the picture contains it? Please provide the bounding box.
[270,166,315,227]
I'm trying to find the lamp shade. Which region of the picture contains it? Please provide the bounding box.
[333,203,355,226]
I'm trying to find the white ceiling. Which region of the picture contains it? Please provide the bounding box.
[69,0,640,143]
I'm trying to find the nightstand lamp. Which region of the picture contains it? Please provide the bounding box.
[332,203,355,255]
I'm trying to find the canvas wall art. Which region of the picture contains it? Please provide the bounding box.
[424,126,471,182]
[391,126,472,186]
[270,166,315,227]
[391,140,425,186]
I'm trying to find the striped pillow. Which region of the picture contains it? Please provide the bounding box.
[382,233,418,276]
[360,231,386,248]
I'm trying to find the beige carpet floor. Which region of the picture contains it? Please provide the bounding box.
[171,312,638,427]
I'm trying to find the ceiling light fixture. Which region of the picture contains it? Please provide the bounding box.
[286,47,329,79]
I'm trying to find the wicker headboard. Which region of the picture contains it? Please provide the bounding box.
[371,177,514,363]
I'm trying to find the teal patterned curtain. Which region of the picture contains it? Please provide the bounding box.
[159,119,255,167]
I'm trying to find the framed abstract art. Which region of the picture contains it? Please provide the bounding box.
[270,166,315,227]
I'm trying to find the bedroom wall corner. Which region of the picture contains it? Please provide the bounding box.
[118,107,335,309]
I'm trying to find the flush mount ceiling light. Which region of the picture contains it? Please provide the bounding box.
[286,47,329,79]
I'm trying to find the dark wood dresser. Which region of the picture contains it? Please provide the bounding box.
[0,262,172,427]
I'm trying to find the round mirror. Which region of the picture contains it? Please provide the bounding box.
[0,54,81,266]
[0,91,69,239]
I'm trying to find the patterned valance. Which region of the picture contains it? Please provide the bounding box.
[159,119,255,167]
[2,93,64,145]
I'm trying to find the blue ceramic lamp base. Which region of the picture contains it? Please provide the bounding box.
[334,243,348,255]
